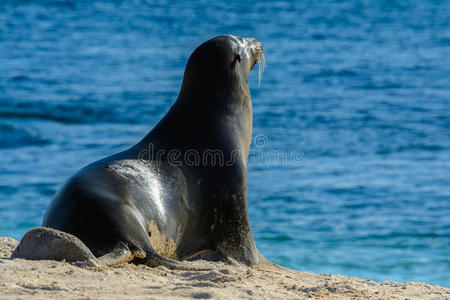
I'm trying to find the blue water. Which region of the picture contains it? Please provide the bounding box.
[1,0,449,287]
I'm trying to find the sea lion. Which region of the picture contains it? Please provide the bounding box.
[14,35,265,269]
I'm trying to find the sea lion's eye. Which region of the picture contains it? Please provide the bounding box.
[232,54,241,66]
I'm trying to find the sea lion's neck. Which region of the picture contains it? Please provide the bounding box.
[141,85,253,162]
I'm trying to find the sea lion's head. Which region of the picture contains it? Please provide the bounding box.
[180,35,265,97]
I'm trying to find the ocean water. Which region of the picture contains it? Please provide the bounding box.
[1,0,449,287]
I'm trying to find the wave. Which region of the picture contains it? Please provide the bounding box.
[0,123,50,148]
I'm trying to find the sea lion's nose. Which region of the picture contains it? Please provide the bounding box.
[244,38,263,56]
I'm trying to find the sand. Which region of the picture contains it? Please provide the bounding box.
[0,237,448,299]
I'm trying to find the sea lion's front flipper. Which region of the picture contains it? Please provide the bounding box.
[96,241,133,267]
[138,247,210,271]
[215,236,261,267]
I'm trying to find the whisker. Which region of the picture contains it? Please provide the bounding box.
[257,48,266,88]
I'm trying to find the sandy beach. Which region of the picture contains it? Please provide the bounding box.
[0,237,448,299]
